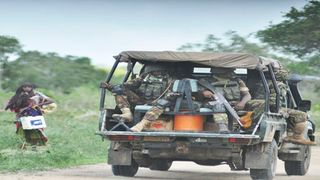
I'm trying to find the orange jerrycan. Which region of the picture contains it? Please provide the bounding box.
[174,115,204,131]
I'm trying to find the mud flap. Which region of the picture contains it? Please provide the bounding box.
[245,143,270,169]
[108,147,132,165]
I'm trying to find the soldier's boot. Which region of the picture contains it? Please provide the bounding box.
[214,113,229,133]
[131,119,151,132]
[112,108,133,122]
[284,122,316,145]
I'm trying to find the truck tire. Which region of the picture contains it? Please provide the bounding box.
[250,139,278,180]
[149,159,172,171]
[284,145,311,175]
[111,160,139,177]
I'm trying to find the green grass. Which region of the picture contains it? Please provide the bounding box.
[0,86,111,172]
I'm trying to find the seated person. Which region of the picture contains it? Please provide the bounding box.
[101,64,177,123]
[197,68,252,131]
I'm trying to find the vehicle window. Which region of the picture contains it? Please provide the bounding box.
[109,63,127,84]
[133,63,143,75]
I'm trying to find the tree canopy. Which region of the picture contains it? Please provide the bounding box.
[2,51,106,93]
[0,36,108,93]
[177,31,292,65]
[0,35,21,61]
[257,1,320,57]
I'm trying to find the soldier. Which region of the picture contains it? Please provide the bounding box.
[199,68,252,132]
[130,66,197,132]
[271,69,315,145]
[101,63,177,131]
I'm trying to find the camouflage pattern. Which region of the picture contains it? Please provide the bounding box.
[245,99,265,122]
[114,72,174,110]
[143,106,165,121]
[245,99,265,110]
[136,73,171,101]
[250,79,287,121]
[224,78,249,102]
[114,95,130,109]
[214,113,228,123]
[268,79,307,125]
[252,77,307,128]
[200,76,249,103]
[269,81,287,108]
[113,70,176,123]
[274,68,289,81]
[281,108,307,124]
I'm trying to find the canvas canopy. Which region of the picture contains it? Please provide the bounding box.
[114,51,280,69]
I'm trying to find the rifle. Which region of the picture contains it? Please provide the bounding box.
[198,79,244,127]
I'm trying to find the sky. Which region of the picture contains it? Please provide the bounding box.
[0,0,307,66]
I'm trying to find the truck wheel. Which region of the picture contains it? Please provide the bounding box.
[284,145,311,175]
[250,140,278,180]
[149,159,172,171]
[111,159,139,177]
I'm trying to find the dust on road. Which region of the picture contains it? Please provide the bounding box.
[1,146,320,180]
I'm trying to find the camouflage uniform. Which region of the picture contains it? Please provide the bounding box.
[199,75,250,103]
[130,74,178,132]
[253,69,314,145]
[200,72,253,131]
[258,70,308,126]
[244,99,265,123]
[114,73,172,109]
[110,70,175,123]
[272,75,314,145]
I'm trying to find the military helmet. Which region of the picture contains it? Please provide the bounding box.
[274,68,289,81]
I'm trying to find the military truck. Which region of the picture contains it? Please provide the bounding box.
[97,51,315,180]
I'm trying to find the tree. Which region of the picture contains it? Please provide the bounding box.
[0,35,21,59]
[2,51,106,93]
[0,36,22,89]
[178,31,291,65]
[257,1,320,57]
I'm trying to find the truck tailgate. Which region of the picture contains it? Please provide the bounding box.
[98,131,261,145]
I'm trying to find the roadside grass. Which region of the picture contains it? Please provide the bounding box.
[0,86,112,172]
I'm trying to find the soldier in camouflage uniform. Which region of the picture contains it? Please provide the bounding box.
[271,69,315,145]
[253,68,315,145]
[101,64,175,125]
[199,68,252,132]
[102,64,184,133]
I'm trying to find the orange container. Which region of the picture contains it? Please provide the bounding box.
[174,115,204,131]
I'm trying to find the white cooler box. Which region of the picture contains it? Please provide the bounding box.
[19,116,46,130]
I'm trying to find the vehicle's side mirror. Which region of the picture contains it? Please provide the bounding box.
[298,100,311,112]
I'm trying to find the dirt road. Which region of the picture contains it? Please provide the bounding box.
[1,146,320,180]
